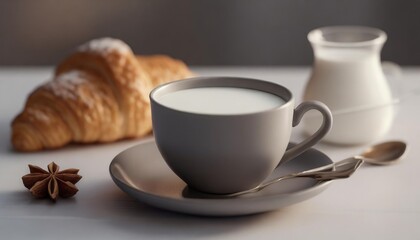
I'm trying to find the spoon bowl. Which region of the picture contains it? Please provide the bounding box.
[360,141,407,165]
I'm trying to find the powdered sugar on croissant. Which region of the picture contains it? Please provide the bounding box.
[11,38,193,151]
[78,38,132,55]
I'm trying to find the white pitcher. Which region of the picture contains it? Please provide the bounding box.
[303,26,399,145]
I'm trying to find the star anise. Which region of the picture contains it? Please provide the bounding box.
[22,162,82,201]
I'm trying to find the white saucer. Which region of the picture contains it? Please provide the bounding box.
[109,139,333,216]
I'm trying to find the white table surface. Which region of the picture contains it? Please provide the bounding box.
[1,67,419,239]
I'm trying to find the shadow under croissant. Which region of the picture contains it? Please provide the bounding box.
[10,132,154,153]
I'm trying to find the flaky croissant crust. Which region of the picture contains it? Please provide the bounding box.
[12,38,193,151]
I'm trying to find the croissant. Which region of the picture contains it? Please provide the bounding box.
[11,38,193,151]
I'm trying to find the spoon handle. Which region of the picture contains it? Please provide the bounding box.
[227,157,364,197]
[291,156,364,180]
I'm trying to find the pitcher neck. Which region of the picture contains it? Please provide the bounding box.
[312,45,383,62]
[308,26,386,61]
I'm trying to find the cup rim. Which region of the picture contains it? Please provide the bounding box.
[149,76,294,117]
[308,25,387,48]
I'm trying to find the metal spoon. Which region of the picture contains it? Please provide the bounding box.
[360,141,407,165]
[222,140,407,197]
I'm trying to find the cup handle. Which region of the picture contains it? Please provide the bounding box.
[279,101,333,165]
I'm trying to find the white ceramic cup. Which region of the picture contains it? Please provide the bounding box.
[150,77,332,194]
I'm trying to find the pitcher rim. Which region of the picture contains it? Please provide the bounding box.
[308,26,387,47]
